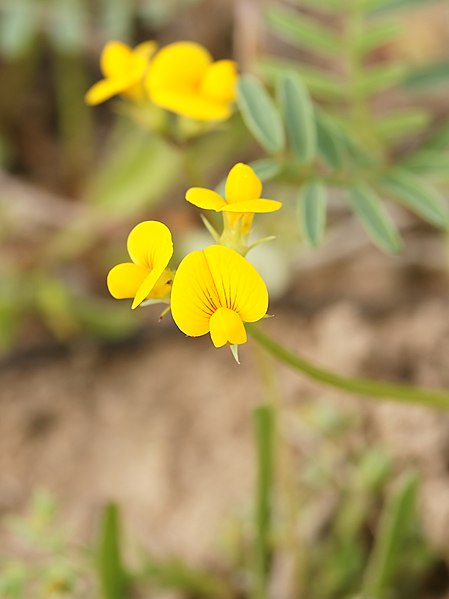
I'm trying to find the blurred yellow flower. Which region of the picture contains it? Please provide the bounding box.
[107,221,174,309]
[85,40,157,105]
[145,41,238,121]
[171,245,268,347]
[186,163,282,235]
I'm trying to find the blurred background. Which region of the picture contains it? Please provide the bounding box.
[2,0,449,597]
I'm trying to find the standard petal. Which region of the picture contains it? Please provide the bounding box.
[203,245,268,323]
[107,262,148,299]
[219,199,282,213]
[148,89,232,121]
[146,41,211,94]
[210,307,247,347]
[100,41,133,78]
[186,188,226,211]
[200,60,238,103]
[171,250,220,338]
[225,163,262,204]
[127,221,173,269]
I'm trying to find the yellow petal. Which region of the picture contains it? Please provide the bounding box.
[148,89,232,121]
[132,266,167,309]
[85,77,132,105]
[225,163,262,204]
[209,307,247,347]
[219,199,282,213]
[127,221,173,269]
[203,246,268,322]
[200,60,238,103]
[171,245,268,343]
[186,188,226,211]
[107,262,148,299]
[146,41,211,94]
[101,41,134,78]
[134,41,158,59]
[171,250,219,337]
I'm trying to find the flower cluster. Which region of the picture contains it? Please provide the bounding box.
[85,40,238,122]
[107,163,282,360]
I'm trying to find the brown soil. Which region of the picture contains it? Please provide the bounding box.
[1,235,449,568]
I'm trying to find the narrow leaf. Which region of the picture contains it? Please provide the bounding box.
[375,110,430,141]
[348,183,402,253]
[401,150,449,179]
[298,181,327,247]
[237,75,285,154]
[278,72,317,164]
[315,111,345,169]
[354,20,401,56]
[403,59,449,91]
[96,503,128,599]
[248,158,282,182]
[355,63,407,95]
[381,169,449,229]
[362,470,419,598]
[265,5,341,56]
[258,57,343,101]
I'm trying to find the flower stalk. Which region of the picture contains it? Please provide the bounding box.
[248,325,449,410]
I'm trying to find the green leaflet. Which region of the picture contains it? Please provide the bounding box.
[353,19,401,56]
[264,5,341,56]
[248,158,282,182]
[401,150,449,179]
[86,121,181,216]
[298,181,327,247]
[315,111,346,169]
[375,110,430,141]
[381,169,449,229]
[0,0,38,57]
[362,470,419,598]
[258,56,343,101]
[403,59,449,91]
[237,75,285,154]
[278,72,317,164]
[354,63,407,95]
[348,183,402,253]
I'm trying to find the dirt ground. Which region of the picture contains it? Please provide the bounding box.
[1,231,449,567]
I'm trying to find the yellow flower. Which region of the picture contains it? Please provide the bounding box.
[145,41,237,121]
[107,221,174,309]
[185,163,282,236]
[85,40,157,106]
[171,245,268,347]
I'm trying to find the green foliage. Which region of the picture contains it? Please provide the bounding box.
[237,75,285,154]
[229,0,449,254]
[96,504,129,599]
[298,180,327,247]
[347,183,402,253]
[277,72,317,164]
[362,470,419,598]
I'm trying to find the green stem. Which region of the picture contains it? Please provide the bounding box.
[247,325,449,410]
[252,404,276,599]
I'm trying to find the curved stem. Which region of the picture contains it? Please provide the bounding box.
[247,325,449,410]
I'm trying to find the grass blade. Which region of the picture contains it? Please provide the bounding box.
[362,470,419,598]
[96,503,128,599]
